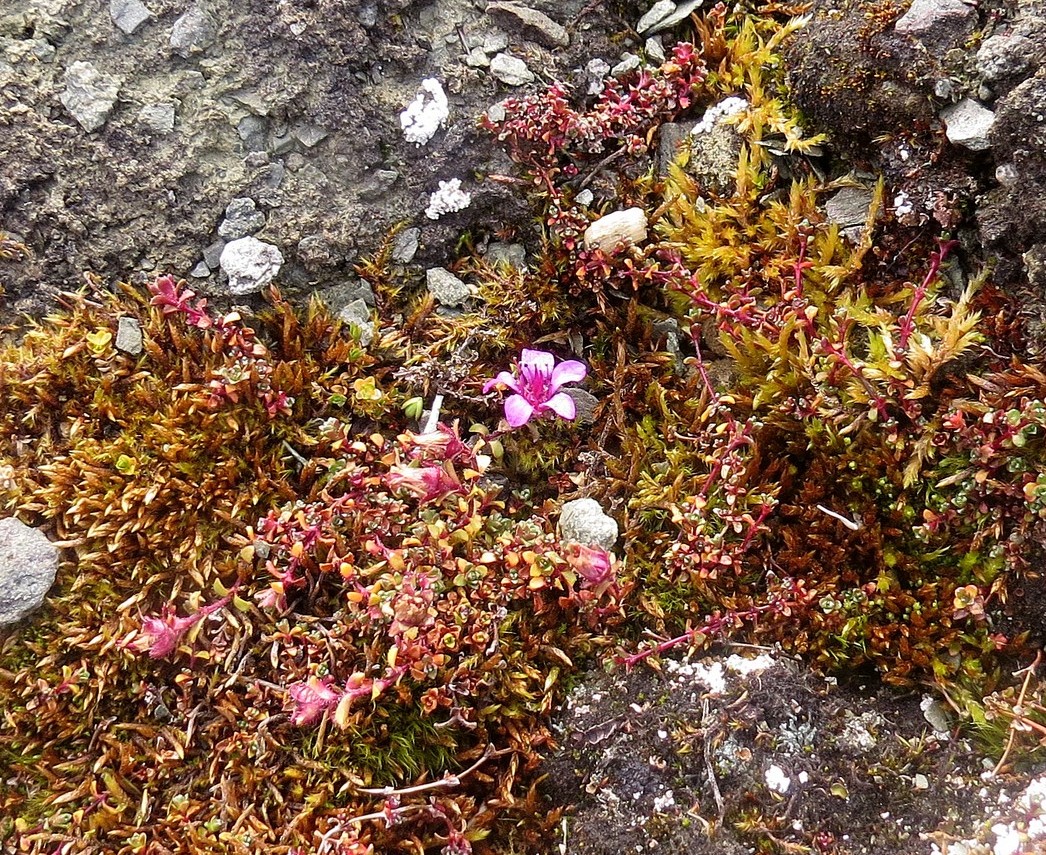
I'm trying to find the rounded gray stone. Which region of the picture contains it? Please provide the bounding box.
[0,517,59,627]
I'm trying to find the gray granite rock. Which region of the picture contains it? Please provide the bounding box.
[490,53,534,86]
[219,236,283,295]
[645,35,666,64]
[115,316,143,355]
[218,197,265,240]
[941,98,995,151]
[825,186,874,231]
[977,32,1040,84]
[0,517,59,627]
[558,498,618,550]
[316,279,377,314]
[110,0,153,35]
[611,53,641,77]
[486,1,569,48]
[203,239,225,269]
[426,267,471,307]
[637,0,675,34]
[170,4,217,58]
[392,228,421,264]
[338,299,375,347]
[645,0,704,35]
[60,61,121,132]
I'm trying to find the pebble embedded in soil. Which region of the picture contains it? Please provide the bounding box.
[59,61,121,132]
[426,267,471,307]
[109,0,153,35]
[940,98,996,151]
[218,236,284,295]
[489,52,534,86]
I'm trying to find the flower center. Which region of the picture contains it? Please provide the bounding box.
[521,364,552,403]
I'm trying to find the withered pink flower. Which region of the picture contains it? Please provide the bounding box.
[406,425,468,462]
[126,593,233,659]
[288,676,340,725]
[564,543,615,590]
[483,349,586,428]
[385,462,462,503]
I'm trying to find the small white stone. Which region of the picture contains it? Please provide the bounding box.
[940,98,995,151]
[583,208,648,251]
[765,764,791,794]
[490,53,534,86]
[559,498,618,549]
[219,237,284,295]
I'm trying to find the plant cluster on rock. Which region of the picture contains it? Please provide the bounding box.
[6,2,1046,854]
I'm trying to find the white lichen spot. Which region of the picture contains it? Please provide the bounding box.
[652,790,676,813]
[425,178,472,220]
[400,78,449,146]
[692,96,748,135]
[765,764,791,794]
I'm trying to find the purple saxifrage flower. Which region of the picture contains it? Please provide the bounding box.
[483,348,587,428]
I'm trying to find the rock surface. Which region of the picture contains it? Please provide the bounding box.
[489,52,534,85]
[0,517,59,627]
[941,98,996,151]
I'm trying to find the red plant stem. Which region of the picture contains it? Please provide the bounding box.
[738,502,775,553]
[819,334,891,422]
[617,584,801,668]
[896,238,958,355]
[792,234,810,299]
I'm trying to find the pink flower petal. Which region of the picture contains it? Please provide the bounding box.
[504,394,535,427]
[550,359,587,390]
[483,370,522,394]
[519,349,555,375]
[544,392,576,421]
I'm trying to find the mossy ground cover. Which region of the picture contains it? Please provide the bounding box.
[3,4,1046,854]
